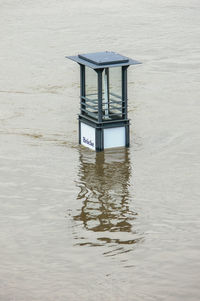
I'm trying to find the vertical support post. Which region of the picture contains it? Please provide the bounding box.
[95,127,104,152]
[78,119,81,144]
[122,66,128,119]
[104,68,109,119]
[80,64,85,115]
[97,69,103,123]
[125,123,130,147]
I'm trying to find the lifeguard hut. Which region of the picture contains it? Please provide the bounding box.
[66,51,141,151]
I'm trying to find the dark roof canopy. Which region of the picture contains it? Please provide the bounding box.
[66,51,141,69]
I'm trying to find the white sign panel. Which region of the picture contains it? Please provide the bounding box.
[104,127,125,149]
[81,122,96,150]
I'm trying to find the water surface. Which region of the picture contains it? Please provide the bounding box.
[0,0,200,300]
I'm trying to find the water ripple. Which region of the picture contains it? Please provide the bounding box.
[71,148,143,258]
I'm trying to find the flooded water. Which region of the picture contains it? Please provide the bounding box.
[0,0,200,300]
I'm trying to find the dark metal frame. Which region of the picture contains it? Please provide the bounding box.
[122,66,128,120]
[80,66,129,118]
[80,64,86,115]
[67,51,141,151]
[97,69,103,123]
[78,65,130,151]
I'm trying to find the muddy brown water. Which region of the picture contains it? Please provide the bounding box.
[0,0,200,300]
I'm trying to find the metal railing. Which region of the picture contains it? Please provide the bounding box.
[80,92,125,121]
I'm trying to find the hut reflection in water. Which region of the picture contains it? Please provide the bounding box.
[73,148,142,256]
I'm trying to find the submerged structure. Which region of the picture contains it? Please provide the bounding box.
[67,51,141,151]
